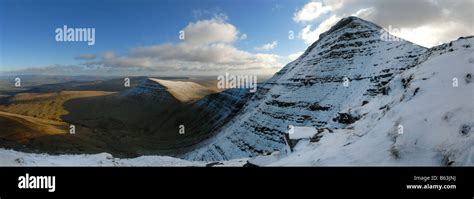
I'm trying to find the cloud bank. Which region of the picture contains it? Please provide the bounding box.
[255,41,278,51]
[83,15,283,74]
[294,0,474,47]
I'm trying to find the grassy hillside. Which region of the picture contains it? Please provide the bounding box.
[0,111,67,143]
[0,77,243,158]
[0,91,115,120]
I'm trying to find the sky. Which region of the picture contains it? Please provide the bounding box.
[0,0,473,76]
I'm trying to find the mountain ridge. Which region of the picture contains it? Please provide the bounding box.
[183,16,470,163]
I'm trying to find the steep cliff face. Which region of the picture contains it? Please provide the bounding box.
[266,36,474,166]
[185,16,430,161]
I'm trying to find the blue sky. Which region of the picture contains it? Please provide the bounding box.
[0,0,310,75]
[1,0,472,76]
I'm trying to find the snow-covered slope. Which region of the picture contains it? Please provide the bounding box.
[265,36,474,166]
[122,78,214,103]
[149,78,213,102]
[0,148,248,166]
[185,16,429,161]
[120,78,179,102]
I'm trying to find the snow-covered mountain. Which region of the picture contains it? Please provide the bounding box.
[120,78,180,103]
[184,16,473,165]
[264,36,474,166]
[123,78,214,103]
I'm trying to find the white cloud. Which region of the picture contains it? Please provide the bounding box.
[288,51,304,61]
[83,16,283,74]
[300,15,341,44]
[294,0,474,47]
[183,17,238,45]
[129,43,280,68]
[255,41,278,51]
[353,7,375,19]
[293,0,347,23]
[389,21,472,47]
[293,2,332,23]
